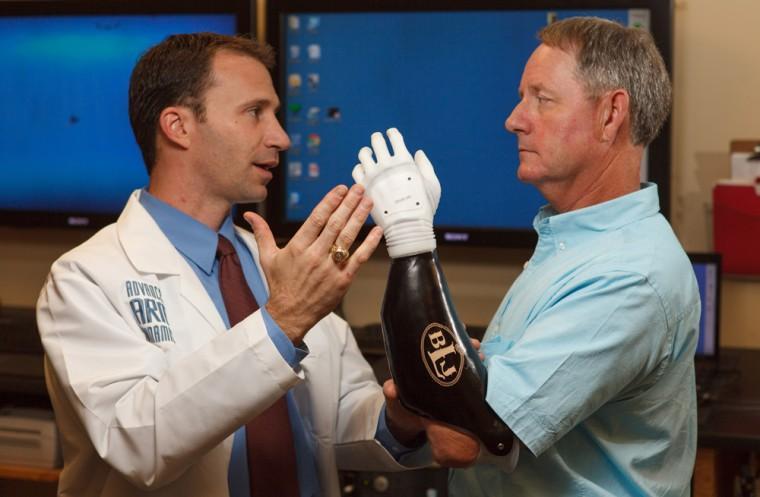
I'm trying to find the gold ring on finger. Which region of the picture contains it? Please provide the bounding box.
[330,244,350,264]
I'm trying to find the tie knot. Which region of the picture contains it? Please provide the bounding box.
[216,234,237,258]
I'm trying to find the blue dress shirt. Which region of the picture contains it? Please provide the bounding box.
[138,191,319,497]
[450,184,700,497]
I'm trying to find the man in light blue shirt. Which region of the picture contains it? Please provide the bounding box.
[438,17,699,496]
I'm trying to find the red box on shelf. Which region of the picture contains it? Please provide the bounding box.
[713,182,760,275]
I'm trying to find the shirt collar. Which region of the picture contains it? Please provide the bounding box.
[138,189,238,275]
[531,183,660,259]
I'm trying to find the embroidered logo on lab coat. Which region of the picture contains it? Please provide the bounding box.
[125,280,175,343]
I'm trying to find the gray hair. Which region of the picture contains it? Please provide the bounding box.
[539,17,671,146]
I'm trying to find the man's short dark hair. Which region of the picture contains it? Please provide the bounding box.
[128,33,275,173]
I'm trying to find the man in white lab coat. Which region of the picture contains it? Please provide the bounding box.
[36,33,449,497]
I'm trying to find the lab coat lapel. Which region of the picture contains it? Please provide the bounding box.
[176,261,226,335]
[117,190,226,333]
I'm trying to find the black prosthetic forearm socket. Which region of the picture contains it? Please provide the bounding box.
[381,251,513,456]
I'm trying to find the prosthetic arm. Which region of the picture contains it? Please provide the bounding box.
[353,128,514,457]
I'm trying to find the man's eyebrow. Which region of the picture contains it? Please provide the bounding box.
[240,98,267,108]
[527,84,547,94]
[517,83,547,97]
[240,97,281,113]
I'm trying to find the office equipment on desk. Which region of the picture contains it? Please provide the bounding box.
[713,183,760,275]
[713,140,760,275]
[0,307,42,354]
[0,407,61,469]
[694,349,760,497]
[731,145,760,181]
[698,348,760,451]
[689,253,722,405]
[341,469,446,497]
[0,306,48,401]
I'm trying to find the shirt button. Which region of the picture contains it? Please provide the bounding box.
[558,242,566,251]
[523,261,530,269]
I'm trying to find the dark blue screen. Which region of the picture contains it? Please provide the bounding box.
[281,9,647,229]
[0,14,236,215]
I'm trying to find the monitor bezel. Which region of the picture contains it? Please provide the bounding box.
[262,0,673,248]
[0,0,252,230]
[688,252,722,362]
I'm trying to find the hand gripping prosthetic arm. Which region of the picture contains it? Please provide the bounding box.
[353,129,514,457]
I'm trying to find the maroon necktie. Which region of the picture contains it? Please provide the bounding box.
[216,234,300,497]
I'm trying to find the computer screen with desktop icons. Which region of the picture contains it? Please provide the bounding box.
[265,1,673,248]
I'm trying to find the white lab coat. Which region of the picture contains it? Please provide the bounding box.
[37,191,422,497]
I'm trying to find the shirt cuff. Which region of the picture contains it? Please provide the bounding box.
[260,307,308,369]
[374,404,424,460]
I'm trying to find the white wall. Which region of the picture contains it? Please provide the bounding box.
[670,0,760,348]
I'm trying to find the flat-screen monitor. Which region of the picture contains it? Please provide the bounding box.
[689,253,721,360]
[0,0,250,229]
[264,0,673,247]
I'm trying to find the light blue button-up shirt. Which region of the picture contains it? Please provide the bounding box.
[451,184,700,497]
[139,190,414,497]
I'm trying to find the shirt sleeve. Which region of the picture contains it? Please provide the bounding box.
[260,306,308,368]
[374,405,425,459]
[483,270,671,457]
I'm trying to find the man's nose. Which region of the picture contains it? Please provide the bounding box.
[505,101,526,135]
[267,119,291,151]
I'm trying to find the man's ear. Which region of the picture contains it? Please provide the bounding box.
[158,106,195,150]
[597,89,630,143]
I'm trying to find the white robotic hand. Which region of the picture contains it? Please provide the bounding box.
[352,128,441,258]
